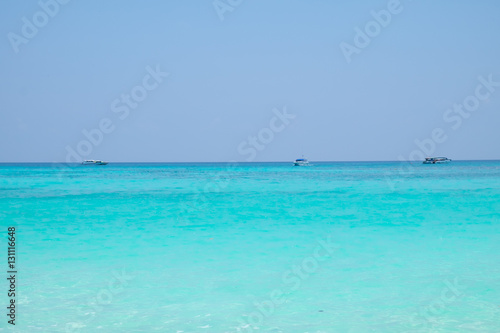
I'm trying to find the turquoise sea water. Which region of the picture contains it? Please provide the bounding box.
[1,161,500,332]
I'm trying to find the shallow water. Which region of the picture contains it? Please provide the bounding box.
[1,161,500,332]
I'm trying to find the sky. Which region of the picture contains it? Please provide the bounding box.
[1,0,499,162]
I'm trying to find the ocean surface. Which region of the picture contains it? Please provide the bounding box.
[1,161,500,332]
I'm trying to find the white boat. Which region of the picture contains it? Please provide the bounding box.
[293,158,309,166]
[423,157,451,164]
[82,160,108,165]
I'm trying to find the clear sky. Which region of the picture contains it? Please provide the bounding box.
[1,0,499,162]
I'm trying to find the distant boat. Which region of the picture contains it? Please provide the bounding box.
[423,157,451,164]
[82,160,108,165]
[293,158,309,166]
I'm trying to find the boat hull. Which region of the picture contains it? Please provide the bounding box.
[423,158,451,164]
[82,160,108,165]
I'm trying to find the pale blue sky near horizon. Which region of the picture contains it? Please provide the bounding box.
[1,0,499,162]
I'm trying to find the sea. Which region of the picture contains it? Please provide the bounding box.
[1,161,499,332]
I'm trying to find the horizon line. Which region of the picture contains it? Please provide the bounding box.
[1,159,500,164]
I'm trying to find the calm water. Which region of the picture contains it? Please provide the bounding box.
[1,161,500,332]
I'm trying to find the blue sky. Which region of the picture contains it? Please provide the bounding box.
[1,0,499,162]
